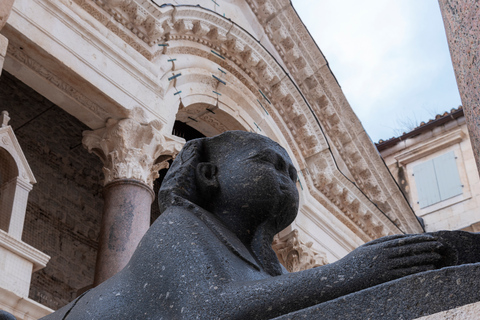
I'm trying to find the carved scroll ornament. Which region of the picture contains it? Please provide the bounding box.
[82,116,184,188]
[273,229,328,272]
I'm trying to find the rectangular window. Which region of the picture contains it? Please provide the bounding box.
[413,151,463,208]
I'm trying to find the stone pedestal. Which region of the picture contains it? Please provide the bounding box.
[94,180,154,286]
[0,286,53,320]
[0,230,49,299]
[0,229,52,320]
[274,262,480,320]
[83,114,184,284]
[416,301,480,319]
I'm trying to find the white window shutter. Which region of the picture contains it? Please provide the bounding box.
[433,151,463,201]
[413,160,441,208]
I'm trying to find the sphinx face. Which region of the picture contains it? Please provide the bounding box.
[212,138,299,234]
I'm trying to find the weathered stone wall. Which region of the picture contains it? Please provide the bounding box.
[438,0,480,174]
[0,71,104,310]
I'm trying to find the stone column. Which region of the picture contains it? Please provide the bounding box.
[438,1,480,174]
[83,116,184,285]
[0,0,16,76]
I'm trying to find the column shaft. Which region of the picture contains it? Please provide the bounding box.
[94,180,154,285]
[83,114,184,285]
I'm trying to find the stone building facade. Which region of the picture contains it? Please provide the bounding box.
[0,71,105,310]
[377,107,480,233]
[0,0,425,318]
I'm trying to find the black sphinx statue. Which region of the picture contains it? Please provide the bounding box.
[31,131,480,319]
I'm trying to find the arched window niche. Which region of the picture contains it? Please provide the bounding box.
[0,111,35,239]
[0,111,49,304]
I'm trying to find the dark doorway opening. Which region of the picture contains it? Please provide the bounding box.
[150,121,206,224]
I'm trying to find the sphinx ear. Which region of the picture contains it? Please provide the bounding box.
[196,162,219,192]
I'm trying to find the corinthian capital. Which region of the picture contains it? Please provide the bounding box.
[273,229,328,272]
[82,117,185,188]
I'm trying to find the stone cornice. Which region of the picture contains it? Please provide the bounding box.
[0,286,53,319]
[395,128,465,166]
[6,42,111,121]
[305,150,401,242]
[0,230,50,272]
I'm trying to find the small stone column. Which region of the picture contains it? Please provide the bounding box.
[0,0,16,76]
[83,116,184,285]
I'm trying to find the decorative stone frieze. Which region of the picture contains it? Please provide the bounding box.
[6,43,110,120]
[305,150,399,241]
[273,229,328,272]
[82,113,184,188]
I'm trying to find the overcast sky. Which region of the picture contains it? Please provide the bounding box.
[290,0,461,143]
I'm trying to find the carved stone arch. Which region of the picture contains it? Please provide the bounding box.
[0,147,18,183]
[145,6,327,162]
[0,147,19,232]
[147,6,397,241]
[176,101,246,137]
[164,66,274,135]
[0,112,49,303]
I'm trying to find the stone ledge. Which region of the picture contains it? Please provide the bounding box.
[274,262,480,320]
[0,230,50,272]
[415,301,480,320]
[0,286,53,320]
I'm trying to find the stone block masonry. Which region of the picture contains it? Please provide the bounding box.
[0,71,104,310]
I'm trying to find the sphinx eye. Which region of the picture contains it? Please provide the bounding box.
[275,156,287,172]
[288,166,297,182]
[256,150,276,164]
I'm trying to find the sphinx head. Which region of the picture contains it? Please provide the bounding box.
[159,131,299,236]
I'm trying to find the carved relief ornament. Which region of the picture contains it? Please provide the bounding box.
[82,116,184,188]
[273,229,328,272]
